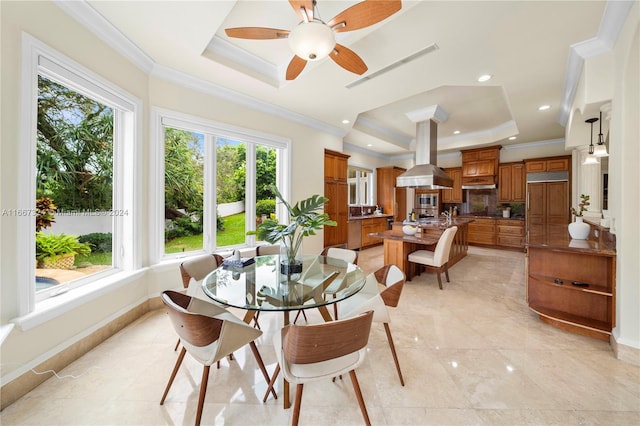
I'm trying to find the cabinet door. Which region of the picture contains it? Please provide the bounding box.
[526,182,546,237]
[546,158,569,172]
[324,181,348,247]
[441,167,462,203]
[324,154,348,182]
[525,160,546,173]
[511,163,526,201]
[498,164,512,202]
[463,160,494,177]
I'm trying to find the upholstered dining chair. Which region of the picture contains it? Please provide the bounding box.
[338,264,406,386]
[319,247,358,320]
[263,310,374,426]
[407,226,458,289]
[160,290,275,426]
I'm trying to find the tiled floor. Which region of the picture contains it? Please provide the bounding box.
[2,246,639,425]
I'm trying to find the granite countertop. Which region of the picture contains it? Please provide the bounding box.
[394,218,474,228]
[370,229,440,245]
[457,214,525,220]
[348,213,393,221]
[526,232,616,256]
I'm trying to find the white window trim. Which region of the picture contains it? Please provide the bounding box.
[150,107,291,264]
[16,33,141,317]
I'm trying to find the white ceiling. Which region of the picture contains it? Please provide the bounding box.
[80,0,613,157]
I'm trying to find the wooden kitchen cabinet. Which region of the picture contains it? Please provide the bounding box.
[468,218,496,245]
[527,246,616,341]
[441,167,463,203]
[527,181,569,238]
[525,156,570,173]
[461,146,501,187]
[496,219,524,248]
[360,217,388,248]
[376,166,406,223]
[498,162,525,202]
[324,150,350,247]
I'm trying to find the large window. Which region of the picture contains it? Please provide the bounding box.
[348,166,373,205]
[154,110,288,260]
[19,35,138,309]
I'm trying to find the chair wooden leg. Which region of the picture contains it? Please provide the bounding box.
[263,363,280,403]
[174,338,181,351]
[349,370,371,426]
[160,347,187,404]
[249,341,278,401]
[383,323,405,386]
[195,365,210,426]
[252,311,261,330]
[436,269,443,290]
[292,383,304,426]
[444,262,450,282]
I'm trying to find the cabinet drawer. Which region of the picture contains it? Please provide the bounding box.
[470,224,495,233]
[469,233,496,245]
[497,225,524,236]
[497,235,523,247]
[497,219,524,226]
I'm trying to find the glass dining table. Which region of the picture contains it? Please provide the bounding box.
[202,253,367,409]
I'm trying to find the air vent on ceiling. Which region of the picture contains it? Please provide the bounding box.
[345,43,439,89]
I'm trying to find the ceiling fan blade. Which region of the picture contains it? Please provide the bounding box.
[328,0,401,33]
[225,27,290,40]
[286,55,308,80]
[289,0,314,22]
[329,44,368,75]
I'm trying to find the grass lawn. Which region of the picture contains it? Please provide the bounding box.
[164,212,246,253]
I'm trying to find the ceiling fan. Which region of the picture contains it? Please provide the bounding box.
[225,0,402,80]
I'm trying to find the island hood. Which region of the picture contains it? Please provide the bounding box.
[396,119,453,189]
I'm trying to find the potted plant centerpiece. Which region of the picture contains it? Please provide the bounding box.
[36,232,91,269]
[568,194,591,239]
[248,186,336,275]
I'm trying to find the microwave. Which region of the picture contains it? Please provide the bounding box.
[417,193,438,208]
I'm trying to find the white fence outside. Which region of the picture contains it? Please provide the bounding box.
[46,201,246,236]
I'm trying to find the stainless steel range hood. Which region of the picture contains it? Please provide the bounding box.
[396,119,453,189]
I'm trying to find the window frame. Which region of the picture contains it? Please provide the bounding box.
[151,108,291,263]
[17,34,141,312]
[348,165,374,205]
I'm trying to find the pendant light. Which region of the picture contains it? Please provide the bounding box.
[582,117,600,165]
[593,111,609,157]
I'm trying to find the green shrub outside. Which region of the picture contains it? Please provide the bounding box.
[78,233,112,253]
[256,199,275,217]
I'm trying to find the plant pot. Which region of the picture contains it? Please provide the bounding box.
[568,216,590,240]
[280,238,303,276]
[37,253,75,270]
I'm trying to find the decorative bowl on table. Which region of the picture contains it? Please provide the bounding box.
[402,225,418,236]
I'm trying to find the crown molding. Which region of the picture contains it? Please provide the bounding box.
[53,0,154,73]
[558,0,635,126]
[405,104,449,124]
[353,117,413,147]
[343,142,390,160]
[501,138,565,151]
[151,64,346,138]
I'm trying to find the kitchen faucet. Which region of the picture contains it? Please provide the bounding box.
[441,211,452,224]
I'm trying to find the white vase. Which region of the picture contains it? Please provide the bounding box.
[568,216,590,240]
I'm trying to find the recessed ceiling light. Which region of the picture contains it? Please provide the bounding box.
[367,144,372,147]
[342,119,350,124]
[538,105,551,111]
[453,130,461,135]
[508,136,517,140]
[477,74,492,82]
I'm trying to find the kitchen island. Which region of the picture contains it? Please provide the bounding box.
[526,221,616,341]
[371,218,472,276]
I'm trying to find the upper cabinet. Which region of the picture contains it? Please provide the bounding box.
[461,146,501,186]
[324,150,350,248]
[524,156,570,173]
[498,162,525,202]
[441,167,463,203]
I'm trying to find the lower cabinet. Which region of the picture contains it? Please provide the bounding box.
[468,218,496,245]
[496,219,524,248]
[361,217,388,248]
[527,246,616,341]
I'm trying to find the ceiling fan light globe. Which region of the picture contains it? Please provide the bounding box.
[289,21,335,61]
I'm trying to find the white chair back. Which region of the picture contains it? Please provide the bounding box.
[433,226,458,266]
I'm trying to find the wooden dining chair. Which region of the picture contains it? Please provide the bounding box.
[407,226,458,289]
[160,291,276,426]
[263,310,374,426]
[339,265,406,385]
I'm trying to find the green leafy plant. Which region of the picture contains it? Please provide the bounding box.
[571,194,590,217]
[35,232,91,261]
[248,186,336,267]
[35,197,57,232]
[256,199,275,217]
[78,232,112,253]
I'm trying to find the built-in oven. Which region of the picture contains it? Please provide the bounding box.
[416,192,439,217]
